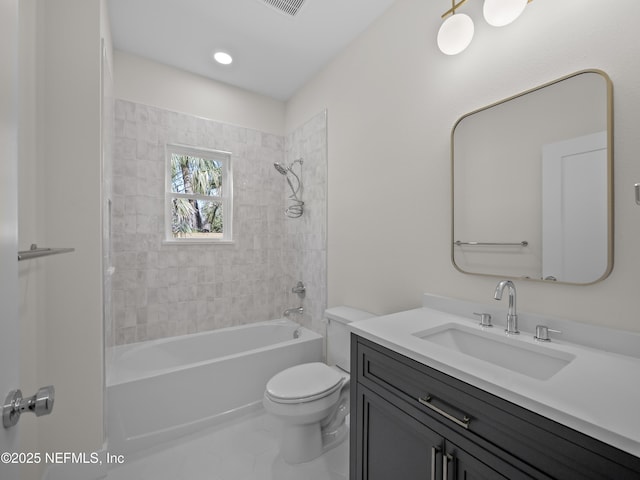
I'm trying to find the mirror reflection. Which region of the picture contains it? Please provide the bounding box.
[452,70,613,284]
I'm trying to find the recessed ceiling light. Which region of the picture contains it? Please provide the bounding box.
[213,51,233,65]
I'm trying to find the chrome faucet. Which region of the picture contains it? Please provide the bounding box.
[283,306,304,318]
[494,280,519,335]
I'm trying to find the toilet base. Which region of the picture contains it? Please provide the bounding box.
[280,419,349,464]
[280,422,322,464]
[321,417,349,454]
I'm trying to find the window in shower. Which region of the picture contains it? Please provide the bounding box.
[165,144,233,242]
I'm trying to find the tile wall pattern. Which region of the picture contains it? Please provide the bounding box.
[111,100,327,345]
[283,111,328,334]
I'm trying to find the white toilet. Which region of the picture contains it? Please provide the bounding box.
[263,306,375,464]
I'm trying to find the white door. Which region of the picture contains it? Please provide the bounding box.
[0,0,21,478]
[542,131,608,283]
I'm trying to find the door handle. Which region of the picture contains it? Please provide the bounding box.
[3,386,55,428]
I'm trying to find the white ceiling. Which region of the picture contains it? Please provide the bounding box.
[108,0,396,101]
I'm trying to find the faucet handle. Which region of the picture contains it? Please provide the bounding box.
[292,281,306,299]
[473,312,493,328]
[534,325,562,342]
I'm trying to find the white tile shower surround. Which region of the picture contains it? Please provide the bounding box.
[106,409,348,480]
[111,100,327,346]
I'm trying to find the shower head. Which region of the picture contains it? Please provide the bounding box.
[274,161,299,199]
[273,162,289,175]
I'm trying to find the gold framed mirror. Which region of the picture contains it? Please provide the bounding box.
[451,70,613,285]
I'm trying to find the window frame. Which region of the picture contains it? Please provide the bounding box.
[164,143,233,244]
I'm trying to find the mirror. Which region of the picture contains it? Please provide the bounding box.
[451,70,613,285]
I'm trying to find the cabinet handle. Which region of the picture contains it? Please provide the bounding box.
[418,395,471,430]
[443,452,453,480]
[430,445,441,480]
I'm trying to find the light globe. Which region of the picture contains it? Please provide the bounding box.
[483,0,528,27]
[437,13,475,55]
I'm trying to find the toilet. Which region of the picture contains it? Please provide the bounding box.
[263,306,376,464]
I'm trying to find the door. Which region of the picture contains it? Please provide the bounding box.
[0,0,21,478]
[542,131,608,283]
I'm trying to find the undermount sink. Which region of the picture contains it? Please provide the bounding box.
[413,323,575,380]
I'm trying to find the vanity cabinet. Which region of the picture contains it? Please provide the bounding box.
[350,334,640,480]
[357,384,527,479]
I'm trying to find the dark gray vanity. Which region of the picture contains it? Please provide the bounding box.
[350,334,640,479]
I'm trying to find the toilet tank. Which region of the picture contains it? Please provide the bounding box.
[325,306,376,372]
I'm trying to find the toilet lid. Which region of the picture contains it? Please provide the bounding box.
[265,362,344,404]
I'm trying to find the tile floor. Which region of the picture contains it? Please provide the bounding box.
[106,409,349,480]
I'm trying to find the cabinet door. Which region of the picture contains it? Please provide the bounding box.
[445,442,513,480]
[356,385,442,480]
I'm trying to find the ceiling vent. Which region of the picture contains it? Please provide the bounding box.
[259,0,306,17]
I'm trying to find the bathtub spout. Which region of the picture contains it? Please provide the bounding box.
[283,307,304,317]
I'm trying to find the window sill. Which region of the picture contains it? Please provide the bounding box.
[162,239,234,246]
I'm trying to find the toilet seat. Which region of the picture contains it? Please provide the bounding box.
[265,362,344,404]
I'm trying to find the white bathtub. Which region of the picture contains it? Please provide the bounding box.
[107,319,323,456]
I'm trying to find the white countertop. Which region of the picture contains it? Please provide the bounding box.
[349,297,640,458]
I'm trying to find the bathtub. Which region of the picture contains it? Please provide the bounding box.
[107,319,323,456]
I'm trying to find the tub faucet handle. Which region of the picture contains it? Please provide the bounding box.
[292,281,306,299]
[283,306,304,318]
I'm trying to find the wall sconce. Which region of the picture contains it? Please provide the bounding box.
[438,0,532,55]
